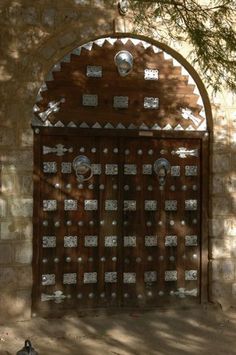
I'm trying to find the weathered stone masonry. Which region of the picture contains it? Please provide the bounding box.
[0,0,236,319]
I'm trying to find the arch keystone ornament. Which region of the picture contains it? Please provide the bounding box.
[32,35,210,316]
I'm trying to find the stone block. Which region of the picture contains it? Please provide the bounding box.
[211,260,235,281]
[20,221,33,240]
[42,8,56,27]
[58,32,77,48]
[0,199,7,217]
[0,267,16,287]
[232,283,236,297]
[16,266,32,288]
[225,174,236,193]
[19,175,33,195]
[0,289,31,320]
[0,244,13,264]
[210,238,231,259]
[212,197,231,215]
[209,218,231,237]
[230,237,236,258]
[22,7,37,25]
[212,174,224,194]
[14,242,32,264]
[0,128,14,146]
[41,45,57,60]
[210,281,232,310]
[1,174,16,194]
[212,154,230,173]
[20,129,33,147]
[10,198,33,217]
[1,150,33,172]
[0,221,20,240]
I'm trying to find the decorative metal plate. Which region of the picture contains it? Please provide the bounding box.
[82,94,98,107]
[64,199,77,211]
[165,271,177,281]
[185,165,198,176]
[86,65,102,77]
[43,162,57,173]
[165,235,177,247]
[84,200,98,210]
[145,235,158,247]
[144,271,157,282]
[185,235,198,246]
[124,200,136,211]
[105,272,117,283]
[185,270,198,280]
[144,69,159,80]
[185,199,197,210]
[84,235,98,247]
[124,236,136,247]
[91,164,102,175]
[84,272,97,284]
[105,164,118,175]
[61,162,72,174]
[63,273,77,284]
[144,97,159,109]
[123,272,136,283]
[64,236,78,248]
[42,274,55,286]
[145,200,157,211]
[105,236,117,247]
[42,236,56,248]
[171,166,180,176]
[124,164,137,175]
[113,96,129,109]
[105,200,118,211]
[142,164,152,175]
[43,200,57,211]
[165,200,177,211]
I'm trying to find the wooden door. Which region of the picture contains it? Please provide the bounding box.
[33,130,201,314]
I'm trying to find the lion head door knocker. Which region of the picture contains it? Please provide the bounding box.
[154,158,171,186]
[73,155,93,182]
[114,50,133,77]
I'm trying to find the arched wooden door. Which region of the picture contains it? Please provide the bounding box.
[32,36,210,316]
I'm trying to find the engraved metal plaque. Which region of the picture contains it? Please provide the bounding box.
[124,236,136,247]
[185,270,198,280]
[144,97,159,109]
[145,200,157,211]
[84,272,97,284]
[124,164,137,175]
[185,165,198,176]
[105,236,117,247]
[123,272,136,283]
[63,273,77,284]
[144,69,159,80]
[42,236,56,248]
[82,94,98,107]
[171,166,180,176]
[61,162,72,174]
[64,199,77,211]
[42,274,55,286]
[86,65,102,77]
[105,272,117,283]
[144,271,157,282]
[113,96,129,108]
[124,200,136,211]
[145,235,158,247]
[142,164,152,175]
[185,235,198,246]
[165,235,177,247]
[64,236,78,248]
[43,162,57,173]
[165,200,177,211]
[185,199,197,211]
[105,164,118,175]
[43,200,57,211]
[165,271,177,281]
[84,235,98,247]
[105,200,118,211]
[84,200,98,210]
[91,164,102,175]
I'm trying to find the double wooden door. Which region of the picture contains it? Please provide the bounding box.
[33,131,202,313]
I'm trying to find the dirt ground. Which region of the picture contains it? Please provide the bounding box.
[0,304,236,355]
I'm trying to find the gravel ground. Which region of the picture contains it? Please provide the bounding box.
[0,304,235,355]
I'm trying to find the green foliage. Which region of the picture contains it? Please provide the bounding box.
[129,0,236,92]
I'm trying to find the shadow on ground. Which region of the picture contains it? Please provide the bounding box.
[0,304,235,355]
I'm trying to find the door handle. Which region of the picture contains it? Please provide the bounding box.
[153,158,171,186]
[73,155,93,182]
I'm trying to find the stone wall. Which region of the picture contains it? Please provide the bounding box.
[0,0,235,320]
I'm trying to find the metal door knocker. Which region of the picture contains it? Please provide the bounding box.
[73,155,93,182]
[154,158,171,186]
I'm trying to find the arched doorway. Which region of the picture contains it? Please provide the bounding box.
[32,35,211,316]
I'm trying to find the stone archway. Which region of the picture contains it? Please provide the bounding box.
[32,35,211,316]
